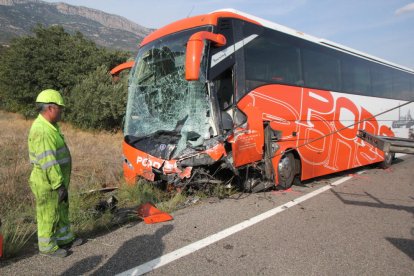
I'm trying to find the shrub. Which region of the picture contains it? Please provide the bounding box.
[67,65,128,131]
[0,25,131,130]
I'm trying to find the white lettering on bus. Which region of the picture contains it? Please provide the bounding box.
[136,156,161,169]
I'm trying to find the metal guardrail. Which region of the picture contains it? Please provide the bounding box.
[357,129,414,154]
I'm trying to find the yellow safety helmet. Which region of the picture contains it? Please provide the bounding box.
[36,89,65,106]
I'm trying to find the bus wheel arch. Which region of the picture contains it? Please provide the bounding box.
[277,149,301,189]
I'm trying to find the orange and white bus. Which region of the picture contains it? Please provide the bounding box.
[117,9,414,191]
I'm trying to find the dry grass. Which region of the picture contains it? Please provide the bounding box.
[0,110,218,258]
[0,110,124,258]
[61,122,124,192]
[0,111,33,209]
[0,110,123,203]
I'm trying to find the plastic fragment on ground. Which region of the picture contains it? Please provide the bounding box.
[137,202,173,224]
[0,234,3,258]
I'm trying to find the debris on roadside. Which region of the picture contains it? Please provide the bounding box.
[111,207,139,225]
[80,186,119,215]
[95,195,118,213]
[81,187,119,196]
[137,202,173,224]
[271,187,302,196]
[0,218,3,258]
[177,196,200,209]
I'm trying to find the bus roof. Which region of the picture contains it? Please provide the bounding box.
[140,11,260,46]
[140,8,414,74]
[216,9,414,74]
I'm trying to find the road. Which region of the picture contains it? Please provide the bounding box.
[1,155,413,275]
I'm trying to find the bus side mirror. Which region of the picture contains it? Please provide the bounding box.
[185,31,226,81]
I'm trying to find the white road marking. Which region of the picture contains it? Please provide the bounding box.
[118,172,364,276]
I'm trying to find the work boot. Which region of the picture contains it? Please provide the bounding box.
[61,238,84,249]
[40,248,68,258]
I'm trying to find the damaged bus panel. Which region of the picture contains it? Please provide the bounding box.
[119,9,414,191]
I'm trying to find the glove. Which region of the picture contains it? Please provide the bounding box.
[57,185,68,203]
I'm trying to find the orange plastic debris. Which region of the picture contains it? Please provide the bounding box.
[271,187,302,196]
[0,234,3,258]
[137,203,173,224]
[348,173,369,179]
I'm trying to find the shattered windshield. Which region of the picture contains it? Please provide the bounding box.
[125,27,212,156]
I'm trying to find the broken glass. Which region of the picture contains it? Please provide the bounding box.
[125,28,213,158]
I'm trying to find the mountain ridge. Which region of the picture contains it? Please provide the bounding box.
[0,0,152,51]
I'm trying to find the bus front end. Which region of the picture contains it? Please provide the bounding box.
[122,24,231,188]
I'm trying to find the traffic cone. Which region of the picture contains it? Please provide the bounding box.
[137,202,173,224]
[0,234,3,258]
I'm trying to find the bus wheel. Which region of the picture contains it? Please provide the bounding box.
[278,152,296,189]
[379,151,394,169]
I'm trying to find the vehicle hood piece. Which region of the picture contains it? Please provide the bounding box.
[123,139,227,183]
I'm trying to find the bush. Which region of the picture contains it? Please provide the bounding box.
[67,65,128,131]
[0,25,131,130]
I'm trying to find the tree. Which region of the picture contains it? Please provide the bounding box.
[0,25,131,120]
[68,65,128,130]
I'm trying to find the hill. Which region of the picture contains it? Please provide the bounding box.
[0,0,152,52]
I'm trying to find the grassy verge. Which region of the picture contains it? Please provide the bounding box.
[0,110,129,258]
[0,110,234,259]
[68,180,188,237]
[1,205,37,258]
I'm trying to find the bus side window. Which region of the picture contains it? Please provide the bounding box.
[393,71,411,100]
[371,64,393,98]
[243,28,302,88]
[216,69,234,110]
[302,47,341,91]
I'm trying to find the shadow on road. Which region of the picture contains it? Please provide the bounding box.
[386,237,414,260]
[61,255,103,275]
[61,224,173,275]
[330,190,414,214]
[93,224,174,275]
[331,189,414,261]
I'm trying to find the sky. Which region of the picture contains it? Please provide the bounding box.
[42,0,414,69]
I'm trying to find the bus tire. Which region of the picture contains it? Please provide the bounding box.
[278,152,296,189]
[379,151,394,169]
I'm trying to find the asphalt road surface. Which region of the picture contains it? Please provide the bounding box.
[1,155,413,275]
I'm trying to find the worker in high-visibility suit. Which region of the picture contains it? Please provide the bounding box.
[28,89,82,258]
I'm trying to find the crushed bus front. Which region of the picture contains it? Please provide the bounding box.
[121,24,241,189]
[122,137,228,186]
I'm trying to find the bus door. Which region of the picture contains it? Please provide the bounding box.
[227,19,265,167]
[209,19,265,167]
